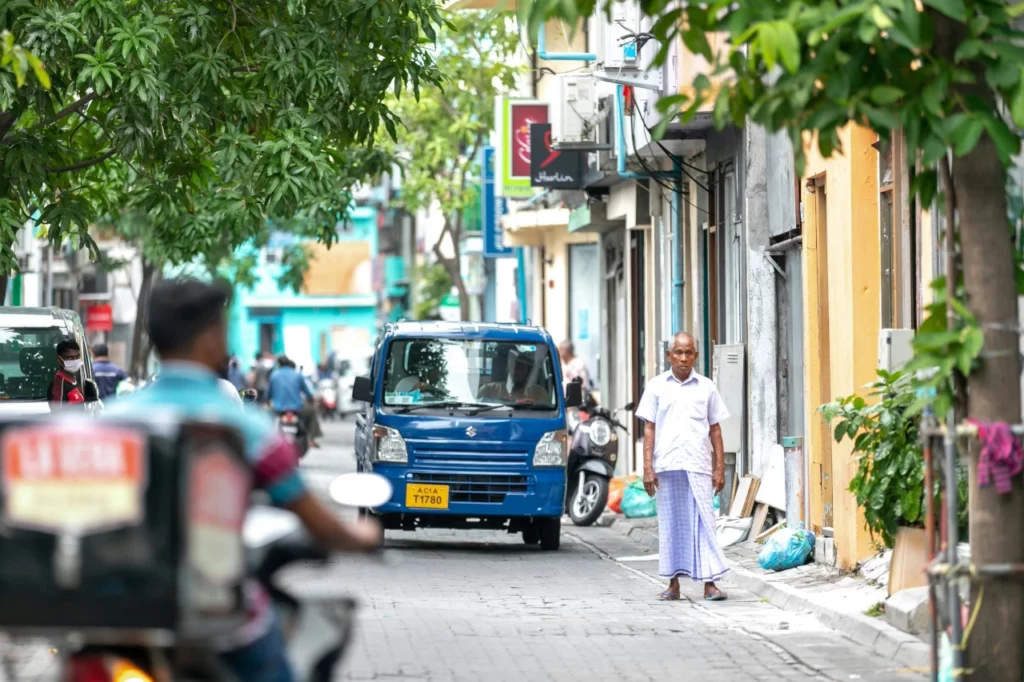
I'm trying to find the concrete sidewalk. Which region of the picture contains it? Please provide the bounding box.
[606,515,931,670]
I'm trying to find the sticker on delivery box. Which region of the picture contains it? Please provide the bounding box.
[1,424,147,534]
[188,447,250,586]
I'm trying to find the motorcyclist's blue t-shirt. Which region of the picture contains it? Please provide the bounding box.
[268,366,312,413]
[103,361,306,651]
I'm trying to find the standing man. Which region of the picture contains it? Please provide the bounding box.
[558,340,592,389]
[92,343,129,399]
[635,331,730,602]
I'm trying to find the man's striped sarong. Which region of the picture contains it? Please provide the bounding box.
[656,469,728,582]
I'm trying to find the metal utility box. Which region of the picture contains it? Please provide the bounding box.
[712,344,745,454]
[878,328,915,373]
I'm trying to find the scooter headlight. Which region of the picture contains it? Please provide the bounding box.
[533,429,567,467]
[371,425,408,463]
[588,418,612,447]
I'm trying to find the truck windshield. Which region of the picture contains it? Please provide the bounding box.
[0,326,70,401]
[383,338,558,410]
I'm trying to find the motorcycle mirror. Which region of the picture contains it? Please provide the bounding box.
[244,506,303,548]
[623,401,635,411]
[329,472,393,508]
[240,388,258,404]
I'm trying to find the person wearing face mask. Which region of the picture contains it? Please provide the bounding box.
[50,339,86,409]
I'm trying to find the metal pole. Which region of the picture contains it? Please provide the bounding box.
[944,408,963,677]
[924,435,939,681]
[44,243,53,307]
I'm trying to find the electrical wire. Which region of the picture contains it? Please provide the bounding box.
[626,104,709,218]
[635,100,710,193]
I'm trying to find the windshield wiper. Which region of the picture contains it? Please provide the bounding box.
[466,403,514,415]
[396,400,495,414]
[509,402,558,410]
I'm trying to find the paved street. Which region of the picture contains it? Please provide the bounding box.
[290,420,927,682]
[0,418,928,681]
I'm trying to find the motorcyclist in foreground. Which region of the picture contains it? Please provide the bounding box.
[104,277,382,682]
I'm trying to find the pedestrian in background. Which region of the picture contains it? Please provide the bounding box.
[92,343,129,400]
[558,340,592,389]
[227,355,247,390]
[635,331,730,602]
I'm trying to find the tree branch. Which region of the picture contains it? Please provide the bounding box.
[34,93,99,132]
[0,110,20,143]
[45,147,118,174]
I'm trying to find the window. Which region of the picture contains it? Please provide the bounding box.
[0,327,72,400]
[382,339,557,410]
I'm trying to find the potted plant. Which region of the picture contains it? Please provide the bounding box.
[820,370,950,594]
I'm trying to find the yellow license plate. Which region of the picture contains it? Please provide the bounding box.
[405,483,449,509]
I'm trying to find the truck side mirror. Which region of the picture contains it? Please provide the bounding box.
[564,381,582,408]
[83,379,100,402]
[352,375,373,403]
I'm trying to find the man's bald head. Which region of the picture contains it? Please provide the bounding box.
[671,332,697,351]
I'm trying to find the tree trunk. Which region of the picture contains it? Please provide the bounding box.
[0,276,10,306]
[954,138,1024,681]
[130,259,157,380]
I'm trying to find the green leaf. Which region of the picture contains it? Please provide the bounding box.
[923,0,966,21]
[870,86,905,105]
[758,23,778,72]
[870,5,893,29]
[775,22,800,73]
[952,117,985,156]
[982,115,1020,165]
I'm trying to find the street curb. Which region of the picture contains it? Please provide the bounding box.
[605,516,930,669]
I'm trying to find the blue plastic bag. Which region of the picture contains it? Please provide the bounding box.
[621,479,657,518]
[757,523,816,571]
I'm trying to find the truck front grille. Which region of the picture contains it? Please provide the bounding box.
[409,473,532,504]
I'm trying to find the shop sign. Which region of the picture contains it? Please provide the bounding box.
[530,123,586,189]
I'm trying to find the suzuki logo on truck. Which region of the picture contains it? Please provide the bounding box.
[465,426,477,438]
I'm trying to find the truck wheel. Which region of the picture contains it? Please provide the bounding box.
[568,474,609,527]
[539,518,561,551]
[522,525,540,545]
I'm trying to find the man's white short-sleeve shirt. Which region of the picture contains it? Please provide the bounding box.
[635,370,729,475]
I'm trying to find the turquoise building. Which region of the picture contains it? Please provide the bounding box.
[227,206,380,371]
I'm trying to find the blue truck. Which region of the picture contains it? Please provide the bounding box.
[351,322,582,550]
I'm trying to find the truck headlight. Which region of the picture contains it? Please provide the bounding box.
[533,429,567,467]
[588,418,612,447]
[371,425,408,463]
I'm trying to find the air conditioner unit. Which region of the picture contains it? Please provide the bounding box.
[595,95,617,171]
[597,0,640,70]
[878,328,915,372]
[550,74,601,148]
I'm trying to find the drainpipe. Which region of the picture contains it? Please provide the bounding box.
[671,190,683,334]
[516,247,528,324]
[537,24,597,62]
[614,84,677,180]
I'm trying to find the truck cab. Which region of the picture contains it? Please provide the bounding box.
[351,322,582,550]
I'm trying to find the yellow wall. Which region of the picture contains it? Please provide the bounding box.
[802,124,882,569]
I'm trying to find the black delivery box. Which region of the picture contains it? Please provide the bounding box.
[0,414,253,640]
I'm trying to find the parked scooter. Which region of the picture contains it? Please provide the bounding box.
[318,378,339,421]
[565,388,634,526]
